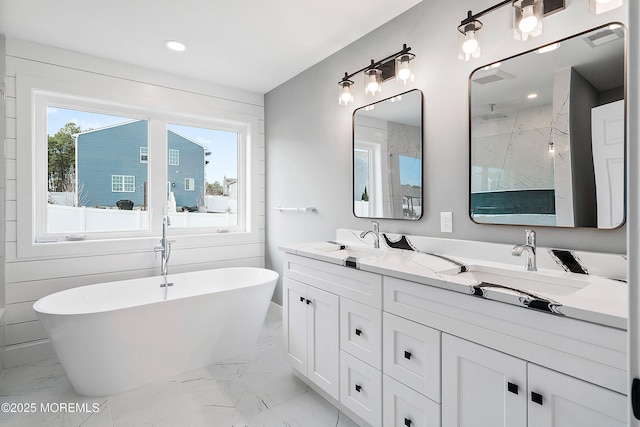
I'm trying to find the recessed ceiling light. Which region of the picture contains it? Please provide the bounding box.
[165,40,186,52]
[527,93,538,99]
[537,43,559,54]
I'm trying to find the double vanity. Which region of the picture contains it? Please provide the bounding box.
[279,229,627,427]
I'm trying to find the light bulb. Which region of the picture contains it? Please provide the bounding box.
[462,32,479,54]
[519,5,538,33]
[367,80,379,93]
[340,91,353,105]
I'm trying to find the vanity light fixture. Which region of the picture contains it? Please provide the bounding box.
[364,65,383,96]
[338,75,355,105]
[513,0,543,41]
[590,0,624,15]
[338,44,415,105]
[457,0,567,61]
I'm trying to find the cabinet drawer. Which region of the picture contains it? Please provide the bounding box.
[340,298,382,369]
[383,374,440,427]
[285,253,382,308]
[383,312,441,402]
[340,351,382,427]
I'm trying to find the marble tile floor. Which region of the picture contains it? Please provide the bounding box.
[0,315,360,427]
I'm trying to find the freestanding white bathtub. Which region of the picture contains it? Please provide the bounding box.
[33,267,278,397]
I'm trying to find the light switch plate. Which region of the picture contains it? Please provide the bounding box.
[440,212,453,233]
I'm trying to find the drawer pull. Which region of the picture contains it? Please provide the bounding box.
[404,417,412,426]
[508,382,519,395]
[355,328,362,336]
[404,350,412,360]
[531,391,543,405]
[355,384,362,392]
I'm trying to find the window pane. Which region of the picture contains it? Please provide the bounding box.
[47,107,149,233]
[167,124,238,228]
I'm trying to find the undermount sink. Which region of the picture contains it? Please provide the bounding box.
[439,264,590,297]
[333,246,386,259]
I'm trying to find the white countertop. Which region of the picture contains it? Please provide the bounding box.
[279,240,627,330]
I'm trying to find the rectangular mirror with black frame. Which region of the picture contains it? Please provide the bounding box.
[353,89,423,220]
[469,24,626,229]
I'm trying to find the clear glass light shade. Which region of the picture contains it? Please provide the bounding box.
[589,0,623,14]
[513,0,543,41]
[457,21,482,61]
[395,53,415,84]
[364,68,382,96]
[338,80,354,105]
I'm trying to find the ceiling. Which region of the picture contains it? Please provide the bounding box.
[0,0,422,94]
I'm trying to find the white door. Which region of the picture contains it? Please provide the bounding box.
[528,364,626,427]
[307,286,340,399]
[442,334,527,427]
[592,100,625,228]
[283,278,308,374]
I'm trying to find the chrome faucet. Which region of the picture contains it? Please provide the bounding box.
[155,215,173,277]
[512,229,537,271]
[360,221,380,249]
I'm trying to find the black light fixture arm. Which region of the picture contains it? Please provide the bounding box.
[460,0,512,27]
[340,44,412,82]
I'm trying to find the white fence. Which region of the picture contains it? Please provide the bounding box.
[47,204,237,233]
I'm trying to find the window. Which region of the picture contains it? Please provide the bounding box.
[112,175,136,192]
[17,71,259,259]
[169,149,179,165]
[167,123,239,228]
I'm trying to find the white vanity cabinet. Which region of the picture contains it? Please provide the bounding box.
[282,252,628,427]
[283,253,384,425]
[442,334,627,427]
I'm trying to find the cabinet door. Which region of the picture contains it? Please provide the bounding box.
[307,285,340,399]
[528,364,626,427]
[283,277,308,374]
[442,334,527,427]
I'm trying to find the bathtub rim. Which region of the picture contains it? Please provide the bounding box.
[33,266,279,316]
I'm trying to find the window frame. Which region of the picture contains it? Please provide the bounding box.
[184,177,195,191]
[169,149,179,166]
[15,71,260,259]
[112,175,136,193]
[140,146,148,163]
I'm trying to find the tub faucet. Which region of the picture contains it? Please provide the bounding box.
[155,215,173,276]
[360,221,380,249]
[512,229,537,271]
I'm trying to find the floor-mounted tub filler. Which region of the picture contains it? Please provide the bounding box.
[33,267,278,397]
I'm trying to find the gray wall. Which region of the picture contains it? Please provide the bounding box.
[265,0,628,305]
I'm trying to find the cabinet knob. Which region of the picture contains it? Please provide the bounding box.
[355,328,362,336]
[531,391,543,405]
[306,299,312,305]
[404,351,412,360]
[507,382,519,395]
[404,417,412,426]
[299,296,305,303]
[355,384,362,392]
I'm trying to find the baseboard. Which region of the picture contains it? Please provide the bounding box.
[267,301,282,320]
[3,339,56,368]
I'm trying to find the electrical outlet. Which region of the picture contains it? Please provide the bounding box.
[440,212,453,233]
